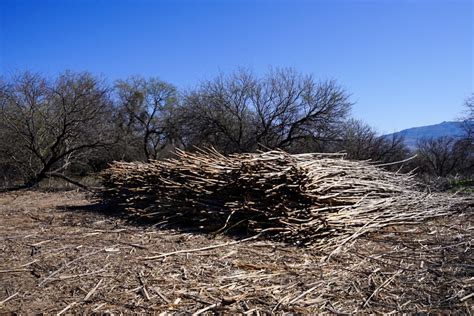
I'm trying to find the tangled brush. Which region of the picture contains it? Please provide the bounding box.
[100,148,469,250]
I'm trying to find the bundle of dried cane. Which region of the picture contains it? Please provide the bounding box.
[100,148,469,249]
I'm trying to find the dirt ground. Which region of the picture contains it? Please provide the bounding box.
[0,190,472,314]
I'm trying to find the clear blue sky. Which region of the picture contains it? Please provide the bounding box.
[1,0,472,133]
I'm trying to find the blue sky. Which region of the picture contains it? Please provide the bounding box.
[0,0,472,133]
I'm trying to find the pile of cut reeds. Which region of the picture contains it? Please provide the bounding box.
[100,148,469,249]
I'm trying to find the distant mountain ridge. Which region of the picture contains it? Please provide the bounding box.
[385,121,469,149]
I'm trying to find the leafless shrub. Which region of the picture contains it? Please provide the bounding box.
[180,68,352,153]
[0,71,113,188]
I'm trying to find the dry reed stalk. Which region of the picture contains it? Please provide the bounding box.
[100,148,470,250]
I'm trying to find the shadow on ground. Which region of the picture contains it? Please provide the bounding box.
[56,192,257,241]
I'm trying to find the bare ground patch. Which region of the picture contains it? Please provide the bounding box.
[0,190,472,314]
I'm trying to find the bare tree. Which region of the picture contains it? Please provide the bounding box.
[0,71,113,188]
[115,77,179,161]
[181,68,352,153]
[461,93,474,139]
[335,119,408,164]
[415,137,472,177]
[255,70,351,151]
[180,71,257,153]
[464,94,474,119]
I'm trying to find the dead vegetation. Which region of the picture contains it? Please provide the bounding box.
[101,148,468,251]
[0,189,472,313]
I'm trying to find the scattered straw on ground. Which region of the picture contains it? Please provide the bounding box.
[0,190,472,314]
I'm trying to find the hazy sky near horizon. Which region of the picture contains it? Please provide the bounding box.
[1,0,472,133]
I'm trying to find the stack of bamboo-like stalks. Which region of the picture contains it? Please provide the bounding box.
[100,148,468,249]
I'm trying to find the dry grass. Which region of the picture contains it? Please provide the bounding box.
[0,190,472,314]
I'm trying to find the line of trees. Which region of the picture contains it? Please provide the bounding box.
[414,96,473,180]
[0,69,472,189]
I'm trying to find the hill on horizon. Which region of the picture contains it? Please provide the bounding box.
[384,121,469,149]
